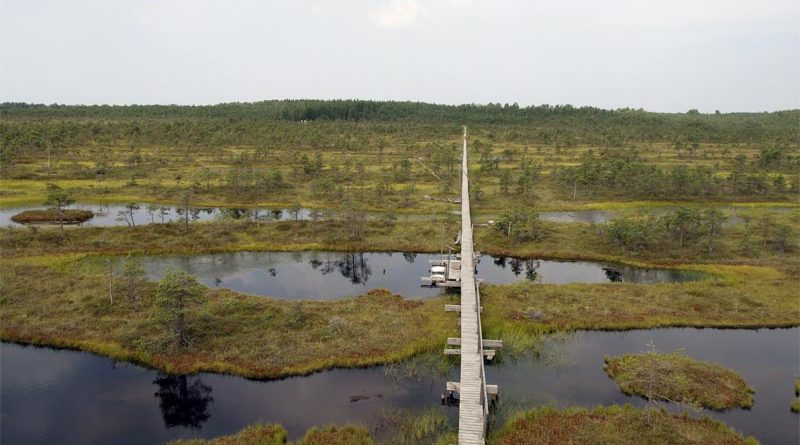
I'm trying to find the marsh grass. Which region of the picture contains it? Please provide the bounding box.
[370,407,454,445]
[0,264,455,378]
[168,423,288,445]
[489,405,760,445]
[1,213,797,379]
[167,409,454,445]
[295,425,373,445]
[603,350,755,410]
[167,423,373,445]
[2,119,797,215]
[480,263,798,337]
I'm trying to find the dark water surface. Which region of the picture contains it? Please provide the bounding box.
[0,342,446,445]
[2,328,797,445]
[136,251,705,300]
[487,328,800,445]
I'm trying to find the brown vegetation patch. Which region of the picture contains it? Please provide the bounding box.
[10,209,94,224]
[491,405,759,445]
[604,350,754,410]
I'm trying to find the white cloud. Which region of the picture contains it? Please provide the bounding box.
[369,0,428,29]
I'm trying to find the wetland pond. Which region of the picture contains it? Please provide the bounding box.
[0,204,435,227]
[537,206,797,224]
[132,251,706,300]
[0,204,317,227]
[4,204,794,227]
[2,328,797,445]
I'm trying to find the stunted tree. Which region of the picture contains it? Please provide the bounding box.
[606,217,654,254]
[605,342,703,430]
[702,208,726,254]
[498,168,512,194]
[118,255,147,309]
[516,159,541,203]
[771,223,793,254]
[288,201,302,221]
[154,269,206,348]
[494,206,546,242]
[181,189,193,233]
[44,183,74,231]
[342,196,366,241]
[147,204,159,224]
[124,202,140,227]
[661,207,702,248]
[470,173,485,202]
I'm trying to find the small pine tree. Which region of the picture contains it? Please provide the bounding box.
[44,183,74,231]
[118,255,146,309]
[154,269,206,348]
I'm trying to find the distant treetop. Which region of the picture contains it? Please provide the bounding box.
[1,99,797,123]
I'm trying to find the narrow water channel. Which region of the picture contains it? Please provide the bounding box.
[0,204,438,227]
[4,204,793,227]
[0,204,315,227]
[2,328,796,445]
[130,251,705,300]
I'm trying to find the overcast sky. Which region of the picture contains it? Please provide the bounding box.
[1,0,798,112]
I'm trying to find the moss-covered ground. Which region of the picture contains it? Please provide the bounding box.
[604,350,754,410]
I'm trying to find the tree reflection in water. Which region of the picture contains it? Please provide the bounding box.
[309,258,323,269]
[318,253,372,285]
[495,257,539,282]
[510,258,523,276]
[153,374,214,429]
[603,267,623,282]
[524,259,540,282]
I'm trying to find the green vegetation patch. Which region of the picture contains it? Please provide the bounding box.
[490,405,759,445]
[792,378,800,413]
[480,264,798,338]
[0,263,454,378]
[10,209,93,224]
[296,425,373,445]
[168,423,288,445]
[604,350,754,410]
[167,423,372,445]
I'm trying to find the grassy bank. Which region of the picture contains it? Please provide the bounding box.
[0,263,454,378]
[1,254,794,380]
[2,209,797,264]
[480,263,797,339]
[169,424,287,445]
[168,424,372,445]
[604,351,754,410]
[1,214,797,378]
[489,405,759,445]
[165,404,761,445]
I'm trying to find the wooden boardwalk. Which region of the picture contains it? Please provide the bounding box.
[449,126,497,445]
